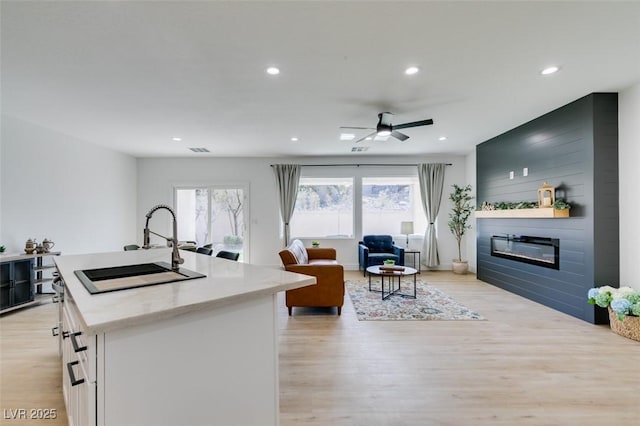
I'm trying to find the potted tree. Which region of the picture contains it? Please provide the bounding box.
[448,184,474,274]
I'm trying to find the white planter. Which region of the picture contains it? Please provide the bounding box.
[452,260,469,275]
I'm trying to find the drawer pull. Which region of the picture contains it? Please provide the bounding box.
[70,332,87,352]
[51,326,59,337]
[62,330,70,339]
[67,361,85,386]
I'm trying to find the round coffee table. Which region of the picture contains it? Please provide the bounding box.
[366,265,418,300]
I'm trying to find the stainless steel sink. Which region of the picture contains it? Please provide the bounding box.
[74,262,206,294]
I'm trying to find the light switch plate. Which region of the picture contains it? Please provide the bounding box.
[509,171,514,180]
[523,167,529,177]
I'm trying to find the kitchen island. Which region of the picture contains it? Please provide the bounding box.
[54,248,315,426]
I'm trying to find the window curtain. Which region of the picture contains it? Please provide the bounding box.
[272,164,301,247]
[418,163,446,268]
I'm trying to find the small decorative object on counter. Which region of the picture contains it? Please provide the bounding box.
[383,259,395,265]
[25,238,37,254]
[0,245,5,253]
[42,238,55,253]
[35,243,45,254]
[311,241,320,248]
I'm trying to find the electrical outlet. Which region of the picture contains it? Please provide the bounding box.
[523,167,529,177]
[509,171,514,180]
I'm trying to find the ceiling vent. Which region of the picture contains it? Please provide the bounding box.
[189,147,210,153]
[351,146,369,152]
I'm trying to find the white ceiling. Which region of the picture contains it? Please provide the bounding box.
[2,1,639,158]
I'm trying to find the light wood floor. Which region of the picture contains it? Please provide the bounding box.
[1,271,639,425]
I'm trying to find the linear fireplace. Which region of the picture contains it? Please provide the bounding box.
[490,235,560,270]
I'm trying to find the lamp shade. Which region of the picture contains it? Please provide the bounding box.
[400,221,414,235]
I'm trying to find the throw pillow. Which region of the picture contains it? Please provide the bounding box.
[288,239,308,264]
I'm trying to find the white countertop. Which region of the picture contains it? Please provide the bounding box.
[0,251,61,263]
[54,249,315,334]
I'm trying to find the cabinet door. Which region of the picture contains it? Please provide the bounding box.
[0,260,34,309]
[62,302,77,426]
[0,263,10,310]
[62,295,96,426]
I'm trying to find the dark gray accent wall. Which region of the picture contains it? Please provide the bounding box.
[476,93,618,324]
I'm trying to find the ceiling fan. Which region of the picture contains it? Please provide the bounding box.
[341,112,434,143]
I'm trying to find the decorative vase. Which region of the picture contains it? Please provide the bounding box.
[607,307,640,342]
[452,260,469,275]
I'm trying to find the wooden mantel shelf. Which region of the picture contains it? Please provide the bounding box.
[475,208,570,218]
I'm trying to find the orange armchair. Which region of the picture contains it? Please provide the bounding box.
[278,240,345,316]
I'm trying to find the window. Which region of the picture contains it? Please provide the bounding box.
[362,177,427,236]
[175,186,248,260]
[289,177,354,238]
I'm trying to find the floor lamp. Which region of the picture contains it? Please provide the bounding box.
[400,221,414,248]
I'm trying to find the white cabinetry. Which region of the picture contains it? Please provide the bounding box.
[61,286,279,426]
[55,249,314,426]
[61,292,96,426]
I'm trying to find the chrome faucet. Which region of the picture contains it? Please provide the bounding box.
[142,204,184,271]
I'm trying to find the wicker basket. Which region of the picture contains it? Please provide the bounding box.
[608,307,640,342]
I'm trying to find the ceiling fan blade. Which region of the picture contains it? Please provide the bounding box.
[340,126,375,130]
[355,131,377,143]
[391,130,409,141]
[393,119,434,130]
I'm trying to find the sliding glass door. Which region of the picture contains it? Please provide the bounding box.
[175,185,248,261]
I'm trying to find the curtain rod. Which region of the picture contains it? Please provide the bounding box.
[270,163,452,167]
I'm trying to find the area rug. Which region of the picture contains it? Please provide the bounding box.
[346,279,485,321]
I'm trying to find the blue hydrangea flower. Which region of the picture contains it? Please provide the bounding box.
[610,298,632,315]
[587,288,600,299]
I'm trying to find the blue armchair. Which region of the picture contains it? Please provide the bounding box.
[358,235,405,276]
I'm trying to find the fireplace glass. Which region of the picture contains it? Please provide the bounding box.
[490,235,559,270]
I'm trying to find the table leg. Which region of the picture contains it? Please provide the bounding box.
[413,273,416,298]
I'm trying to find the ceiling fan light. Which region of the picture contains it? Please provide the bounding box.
[376,117,392,136]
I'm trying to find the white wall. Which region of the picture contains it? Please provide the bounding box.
[137,155,468,269]
[0,116,137,255]
[619,82,640,290]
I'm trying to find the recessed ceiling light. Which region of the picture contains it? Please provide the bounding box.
[438,136,447,141]
[266,67,280,75]
[172,137,182,142]
[340,133,355,141]
[405,66,419,75]
[290,137,299,142]
[541,66,560,75]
